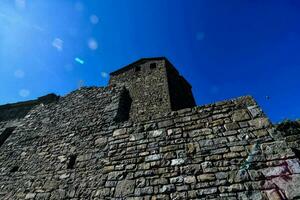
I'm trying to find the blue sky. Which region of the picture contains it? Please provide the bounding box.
[0,0,299,122]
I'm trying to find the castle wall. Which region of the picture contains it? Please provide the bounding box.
[276,121,300,159]
[0,94,59,122]
[0,87,299,199]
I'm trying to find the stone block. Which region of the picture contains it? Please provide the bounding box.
[238,191,265,200]
[230,146,244,152]
[186,143,196,154]
[184,176,196,184]
[135,186,154,195]
[95,188,110,197]
[287,159,300,173]
[95,137,107,148]
[264,174,300,199]
[113,128,127,137]
[171,159,185,166]
[247,105,262,118]
[107,171,125,181]
[198,139,213,147]
[232,109,251,122]
[160,184,175,193]
[35,193,50,200]
[145,154,161,162]
[170,176,184,184]
[197,174,215,181]
[115,179,135,197]
[223,152,240,159]
[196,187,217,196]
[224,122,239,131]
[130,132,145,141]
[25,193,36,199]
[150,129,164,137]
[264,189,283,200]
[248,118,270,129]
[260,166,289,178]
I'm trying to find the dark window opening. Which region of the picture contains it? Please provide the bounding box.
[150,63,157,69]
[67,155,77,169]
[114,88,132,122]
[135,66,141,72]
[292,148,300,160]
[10,166,19,173]
[0,127,16,147]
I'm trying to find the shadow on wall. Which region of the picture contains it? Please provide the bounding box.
[114,88,132,123]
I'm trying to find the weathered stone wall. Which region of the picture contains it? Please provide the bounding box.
[0,58,299,199]
[276,120,300,157]
[0,87,299,199]
[0,86,125,199]
[0,94,59,122]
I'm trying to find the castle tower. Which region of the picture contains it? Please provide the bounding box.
[109,57,196,121]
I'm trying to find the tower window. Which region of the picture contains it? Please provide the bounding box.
[135,66,141,72]
[0,127,16,148]
[292,148,300,160]
[67,155,77,169]
[150,63,157,69]
[10,166,19,173]
[114,88,132,122]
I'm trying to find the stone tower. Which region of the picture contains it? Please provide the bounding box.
[109,57,196,121]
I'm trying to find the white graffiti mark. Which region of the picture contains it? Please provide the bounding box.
[240,143,260,170]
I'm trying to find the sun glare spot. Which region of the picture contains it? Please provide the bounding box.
[52,38,63,51]
[75,57,84,65]
[101,72,108,78]
[75,1,84,12]
[88,38,98,50]
[196,32,205,41]
[90,15,99,24]
[19,89,30,98]
[15,0,26,10]
[14,69,25,78]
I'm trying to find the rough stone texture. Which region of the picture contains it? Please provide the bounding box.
[276,120,300,155]
[0,93,59,121]
[0,57,299,199]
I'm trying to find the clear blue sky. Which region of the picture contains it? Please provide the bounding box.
[0,0,300,122]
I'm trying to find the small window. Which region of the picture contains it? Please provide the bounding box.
[67,155,77,169]
[292,148,300,160]
[150,63,157,69]
[114,88,132,122]
[10,166,19,173]
[135,66,141,72]
[0,127,16,147]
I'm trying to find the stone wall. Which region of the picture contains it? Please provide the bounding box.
[0,85,299,199]
[0,94,59,122]
[276,120,300,157]
[0,57,299,199]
